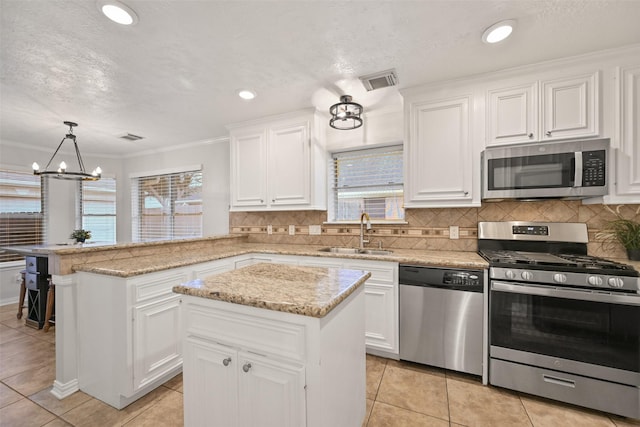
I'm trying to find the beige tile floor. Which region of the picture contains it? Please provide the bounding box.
[1,302,639,427]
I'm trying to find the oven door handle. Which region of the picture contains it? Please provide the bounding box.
[491,281,640,306]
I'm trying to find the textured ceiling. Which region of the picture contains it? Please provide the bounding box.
[1,0,640,157]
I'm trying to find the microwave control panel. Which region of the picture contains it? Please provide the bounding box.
[582,150,606,187]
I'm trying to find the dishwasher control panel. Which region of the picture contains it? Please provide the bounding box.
[443,271,481,287]
[399,265,484,292]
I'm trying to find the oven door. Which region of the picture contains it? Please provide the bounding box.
[490,281,640,386]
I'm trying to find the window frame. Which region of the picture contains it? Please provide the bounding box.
[77,175,117,244]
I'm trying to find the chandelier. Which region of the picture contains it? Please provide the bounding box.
[329,95,363,130]
[32,121,102,181]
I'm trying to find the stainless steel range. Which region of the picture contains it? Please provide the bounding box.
[478,221,640,419]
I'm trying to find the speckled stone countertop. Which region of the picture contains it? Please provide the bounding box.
[73,243,489,277]
[173,263,370,318]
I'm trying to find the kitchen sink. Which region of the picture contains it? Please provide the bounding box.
[318,247,393,255]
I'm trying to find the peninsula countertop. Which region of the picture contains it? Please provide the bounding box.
[173,263,371,318]
[72,243,490,277]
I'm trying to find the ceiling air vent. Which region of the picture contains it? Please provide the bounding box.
[359,69,398,91]
[119,133,144,141]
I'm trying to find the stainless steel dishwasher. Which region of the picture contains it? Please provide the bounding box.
[399,265,484,376]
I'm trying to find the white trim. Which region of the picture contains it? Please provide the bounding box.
[0,260,25,270]
[126,136,229,158]
[51,379,79,399]
[226,108,316,130]
[129,164,203,179]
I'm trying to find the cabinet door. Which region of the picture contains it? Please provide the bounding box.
[238,352,306,427]
[231,130,268,208]
[487,83,537,146]
[268,122,310,206]
[405,95,473,206]
[617,66,640,197]
[132,295,182,391]
[363,282,396,353]
[541,72,599,140]
[183,338,239,427]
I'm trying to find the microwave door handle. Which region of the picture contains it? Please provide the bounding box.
[574,152,583,187]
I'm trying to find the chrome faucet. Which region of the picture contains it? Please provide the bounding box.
[360,212,372,249]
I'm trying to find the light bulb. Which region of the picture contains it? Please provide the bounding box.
[95,166,102,174]
[32,162,40,171]
[59,161,67,171]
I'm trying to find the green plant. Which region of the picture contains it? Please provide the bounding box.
[601,218,640,250]
[70,229,91,240]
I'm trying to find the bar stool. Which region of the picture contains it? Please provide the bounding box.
[16,270,26,319]
[44,276,55,332]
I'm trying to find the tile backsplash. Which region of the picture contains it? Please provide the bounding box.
[229,201,640,259]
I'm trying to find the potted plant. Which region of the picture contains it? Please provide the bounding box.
[70,229,91,243]
[600,217,640,261]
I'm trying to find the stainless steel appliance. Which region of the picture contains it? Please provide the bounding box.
[399,265,484,376]
[482,138,609,200]
[479,221,640,419]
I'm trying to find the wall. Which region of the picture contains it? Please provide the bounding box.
[229,201,640,260]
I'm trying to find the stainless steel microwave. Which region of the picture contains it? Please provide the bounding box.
[482,138,609,200]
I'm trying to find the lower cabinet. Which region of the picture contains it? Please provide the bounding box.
[184,338,305,427]
[132,294,183,391]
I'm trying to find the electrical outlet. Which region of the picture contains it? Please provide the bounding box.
[308,225,321,235]
[289,225,295,235]
[449,225,459,240]
[267,225,273,235]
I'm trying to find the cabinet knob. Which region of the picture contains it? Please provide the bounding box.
[528,133,534,138]
[272,199,275,203]
[464,191,469,196]
[545,131,552,136]
[242,362,252,373]
[222,357,231,367]
[260,199,264,203]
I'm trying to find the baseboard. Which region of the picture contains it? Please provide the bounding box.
[51,379,79,400]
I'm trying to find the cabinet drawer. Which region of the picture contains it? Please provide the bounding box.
[345,261,396,284]
[132,271,190,303]
[186,303,306,362]
[25,272,40,290]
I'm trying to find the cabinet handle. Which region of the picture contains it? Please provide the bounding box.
[272,199,275,203]
[546,131,552,136]
[260,199,263,203]
[528,133,534,138]
[222,357,231,367]
[464,191,469,196]
[242,362,252,373]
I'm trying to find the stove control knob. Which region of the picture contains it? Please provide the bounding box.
[587,276,603,286]
[505,270,516,279]
[521,271,533,281]
[553,273,567,283]
[608,277,624,288]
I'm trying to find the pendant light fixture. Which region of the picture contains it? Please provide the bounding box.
[329,95,363,130]
[32,121,102,181]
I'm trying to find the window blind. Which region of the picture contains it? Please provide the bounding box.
[0,169,45,262]
[80,177,116,243]
[131,169,203,242]
[329,145,404,222]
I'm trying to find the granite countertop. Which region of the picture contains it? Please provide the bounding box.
[73,243,490,277]
[172,263,370,318]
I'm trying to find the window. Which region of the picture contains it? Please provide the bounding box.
[0,169,45,262]
[329,145,404,222]
[131,168,203,242]
[79,177,116,243]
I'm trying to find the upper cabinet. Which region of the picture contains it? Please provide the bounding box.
[613,65,640,200]
[487,72,599,146]
[228,110,326,211]
[403,92,477,207]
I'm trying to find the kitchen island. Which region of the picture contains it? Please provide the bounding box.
[173,263,370,427]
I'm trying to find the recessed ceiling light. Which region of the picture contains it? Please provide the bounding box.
[97,1,138,25]
[482,20,516,44]
[238,89,257,100]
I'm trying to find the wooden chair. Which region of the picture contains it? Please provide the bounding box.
[16,270,26,319]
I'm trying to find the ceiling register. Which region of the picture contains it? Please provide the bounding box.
[32,121,102,181]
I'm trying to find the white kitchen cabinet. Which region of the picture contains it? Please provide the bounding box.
[76,268,190,409]
[184,338,305,427]
[487,72,599,146]
[228,109,326,211]
[132,294,182,391]
[403,94,474,207]
[487,83,538,146]
[615,65,640,199]
[191,258,235,279]
[230,129,268,208]
[182,285,365,427]
[541,72,599,141]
